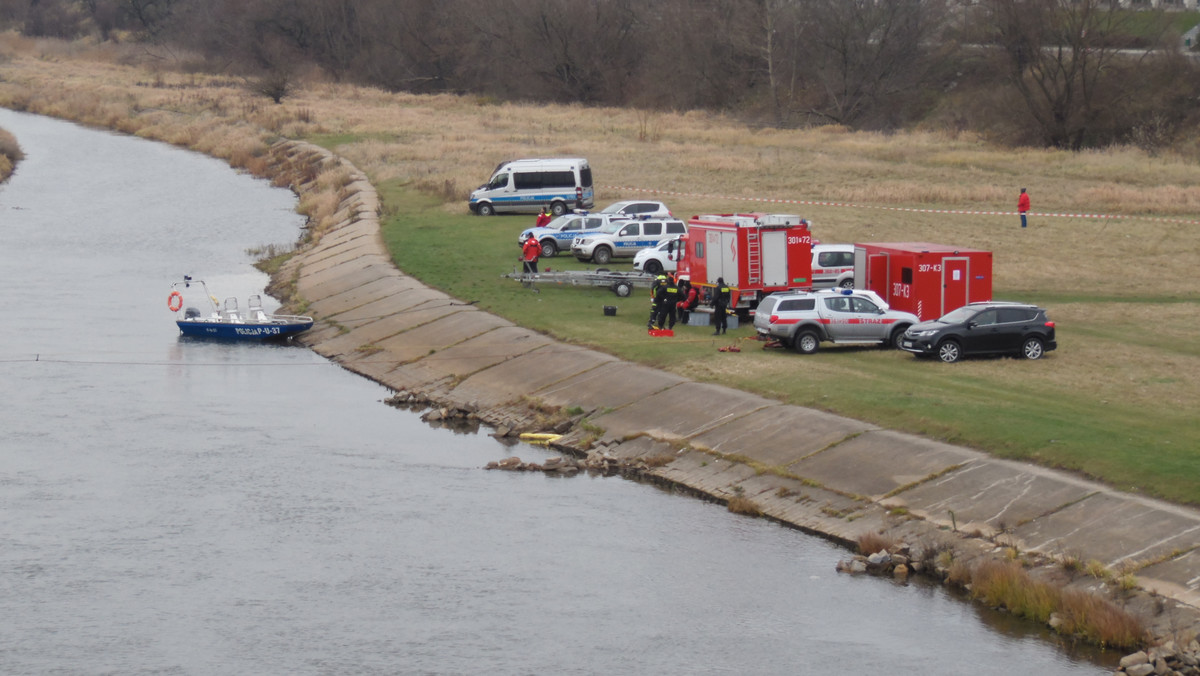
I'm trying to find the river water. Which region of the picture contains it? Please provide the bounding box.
[0,109,1114,675]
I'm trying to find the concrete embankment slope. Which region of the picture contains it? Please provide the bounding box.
[269,140,1200,634]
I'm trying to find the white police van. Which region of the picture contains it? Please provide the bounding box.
[469,158,594,217]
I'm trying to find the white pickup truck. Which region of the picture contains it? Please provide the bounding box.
[753,289,920,353]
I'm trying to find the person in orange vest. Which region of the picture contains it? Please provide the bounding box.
[535,206,552,228]
[521,234,541,274]
[1018,188,1030,229]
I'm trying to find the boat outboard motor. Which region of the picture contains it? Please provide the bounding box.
[184,307,201,319]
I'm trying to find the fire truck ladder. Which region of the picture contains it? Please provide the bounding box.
[745,230,762,286]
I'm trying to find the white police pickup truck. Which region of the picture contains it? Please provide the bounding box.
[571,218,687,265]
[754,288,920,353]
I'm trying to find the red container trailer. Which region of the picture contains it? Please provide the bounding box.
[853,242,992,321]
[680,213,813,311]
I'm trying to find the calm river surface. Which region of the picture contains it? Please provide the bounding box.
[0,109,1115,675]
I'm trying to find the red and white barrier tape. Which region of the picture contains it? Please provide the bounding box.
[600,185,1200,226]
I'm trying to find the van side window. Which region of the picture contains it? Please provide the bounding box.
[579,167,593,188]
[643,222,662,236]
[514,172,541,190]
[544,171,574,188]
[818,252,853,267]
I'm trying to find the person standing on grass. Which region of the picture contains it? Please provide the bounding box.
[1018,188,1030,229]
[712,277,730,335]
[521,234,540,274]
[535,206,552,228]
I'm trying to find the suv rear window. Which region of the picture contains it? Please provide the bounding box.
[666,221,686,234]
[778,298,815,312]
[998,307,1038,323]
[643,222,663,236]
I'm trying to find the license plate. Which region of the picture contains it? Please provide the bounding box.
[901,340,914,348]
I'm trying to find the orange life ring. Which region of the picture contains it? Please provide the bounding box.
[167,290,184,312]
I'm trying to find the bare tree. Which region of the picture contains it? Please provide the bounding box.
[978,0,1170,149]
[797,0,950,128]
[463,0,645,103]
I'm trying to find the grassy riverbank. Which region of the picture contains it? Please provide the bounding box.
[0,36,1196,505]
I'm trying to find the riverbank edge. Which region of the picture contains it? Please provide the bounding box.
[258,139,1199,660]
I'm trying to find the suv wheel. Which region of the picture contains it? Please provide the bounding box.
[937,340,962,363]
[793,330,820,354]
[888,326,908,350]
[593,246,613,265]
[1022,337,1045,360]
[540,240,558,258]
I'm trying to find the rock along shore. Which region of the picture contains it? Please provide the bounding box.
[264,139,1200,662]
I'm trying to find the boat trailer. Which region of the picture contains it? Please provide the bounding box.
[503,268,656,297]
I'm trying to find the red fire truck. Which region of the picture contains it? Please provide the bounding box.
[679,213,814,312]
[852,242,993,321]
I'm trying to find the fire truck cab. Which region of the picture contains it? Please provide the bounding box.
[680,213,814,313]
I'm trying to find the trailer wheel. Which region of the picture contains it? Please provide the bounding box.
[550,201,568,217]
[937,340,962,363]
[1021,337,1045,360]
[793,330,820,354]
[540,239,558,257]
[593,246,613,265]
[477,202,495,216]
[612,281,633,297]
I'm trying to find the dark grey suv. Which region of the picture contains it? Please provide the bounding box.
[899,302,1057,363]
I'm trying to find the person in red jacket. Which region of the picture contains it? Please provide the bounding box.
[535,206,552,228]
[521,234,541,275]
[1018,188,1030,229]
[676,279,699,326]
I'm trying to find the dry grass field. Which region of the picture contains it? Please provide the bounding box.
[2,35,1197,503]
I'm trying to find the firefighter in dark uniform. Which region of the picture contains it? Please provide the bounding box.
[657,273,676,328]
[712,277,731,335]
[648,273,667,329]
[657,274,680,330]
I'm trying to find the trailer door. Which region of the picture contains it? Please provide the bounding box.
[761,231,787,287]
[942,257,969,314]
[868,254,889,301]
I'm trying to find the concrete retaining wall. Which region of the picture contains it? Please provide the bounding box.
[266,139,1200,645]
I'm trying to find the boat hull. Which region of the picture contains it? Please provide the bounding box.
[176,319,313,340]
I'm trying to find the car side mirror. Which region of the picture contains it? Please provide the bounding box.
[967,321,977,329]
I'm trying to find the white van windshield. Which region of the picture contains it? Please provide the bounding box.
[486,173,508,190]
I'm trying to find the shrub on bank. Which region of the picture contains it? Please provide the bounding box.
[0,127,23,181]
[962,559,1146,650]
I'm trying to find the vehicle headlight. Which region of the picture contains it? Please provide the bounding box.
[910,329,938,337]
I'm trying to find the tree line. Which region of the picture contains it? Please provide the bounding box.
[3,0,1199,150]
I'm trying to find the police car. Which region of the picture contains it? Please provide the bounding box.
[754,288,920,353]
[518,213,631,257]
[571,218,687,265]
